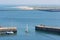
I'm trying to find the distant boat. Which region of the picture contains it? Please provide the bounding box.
[0,31,14,35]
[25,24,28,33]
[6,31,14,34]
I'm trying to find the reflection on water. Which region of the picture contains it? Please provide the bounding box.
[0,33,17,37]
[35,31,60,40]
[35,30,60,36]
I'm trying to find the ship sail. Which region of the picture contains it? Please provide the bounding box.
[25,24,28,33]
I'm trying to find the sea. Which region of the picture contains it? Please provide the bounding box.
[0,5,60,40]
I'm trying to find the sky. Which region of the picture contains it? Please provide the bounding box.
[0,0,60,5]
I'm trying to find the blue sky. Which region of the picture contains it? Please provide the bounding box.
[0,0,60,5]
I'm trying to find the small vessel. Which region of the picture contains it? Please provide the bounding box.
[6,31,14,34]
[25,24,28,33]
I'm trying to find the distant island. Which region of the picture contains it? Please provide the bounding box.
[0,5,60,12]
[16,6,60,12]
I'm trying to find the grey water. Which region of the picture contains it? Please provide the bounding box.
[0,6,60,40]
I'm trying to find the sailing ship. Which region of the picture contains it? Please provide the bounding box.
[25,24,28,33]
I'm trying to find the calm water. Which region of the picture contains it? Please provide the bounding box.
[0,9,60,40]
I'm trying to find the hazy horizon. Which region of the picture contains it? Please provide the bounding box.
[0,0,60,5]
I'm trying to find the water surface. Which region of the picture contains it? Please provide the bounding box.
[0,10,60,40]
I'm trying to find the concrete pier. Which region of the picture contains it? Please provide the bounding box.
[0,27,17,34]
[35,24,60,33]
